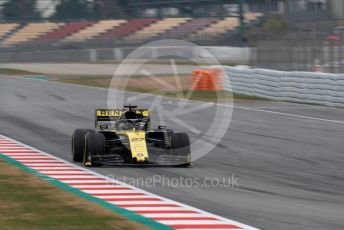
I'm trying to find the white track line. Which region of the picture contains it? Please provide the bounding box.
[125,207,193,211]
[4,153,46,156]
[49,77,344,124]
[109,201,175,205]
[24,163,70,167]
[16,159,61,163]
[15,76,344,125]
[94,195,150,199]
[233,105,344,124]
[10,156,56,159]
[73,185,129,189]
[142,213,211,218]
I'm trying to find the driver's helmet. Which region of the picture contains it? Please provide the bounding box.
[117,111,146,130]
[120,111,138,120]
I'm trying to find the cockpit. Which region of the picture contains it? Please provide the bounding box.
[115,111,148,131]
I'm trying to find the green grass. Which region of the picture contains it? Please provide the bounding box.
[0,68,44,76]
[124,86,229,102]
[53,76,265,102]
[55,77,111,88]
[0,160,145,230]
[126,87,264,102]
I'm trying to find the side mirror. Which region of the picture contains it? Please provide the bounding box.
[100,125,108,130]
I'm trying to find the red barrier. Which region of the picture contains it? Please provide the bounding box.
[191,68,224,91]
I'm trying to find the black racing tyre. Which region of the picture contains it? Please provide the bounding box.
[72,129,93,162]
[83,132,105,167]
[170,133,191,167]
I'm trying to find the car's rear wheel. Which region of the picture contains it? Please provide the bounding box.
[72,129,93,162]
[170,133,191,167]
[83,132,105,167]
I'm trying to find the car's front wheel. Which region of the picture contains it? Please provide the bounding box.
[170,133,192,167]
[83,132,105,167]
[72,129,93,162]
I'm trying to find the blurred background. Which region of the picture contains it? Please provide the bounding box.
[0,0,344,73]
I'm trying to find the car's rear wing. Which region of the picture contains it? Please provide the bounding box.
[95,109,149,129]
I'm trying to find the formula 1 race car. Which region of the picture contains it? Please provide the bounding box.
[71,105,191,167]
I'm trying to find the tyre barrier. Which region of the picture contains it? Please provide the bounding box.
[223,66,344,107]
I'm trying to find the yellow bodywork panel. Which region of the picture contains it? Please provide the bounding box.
[125,131,148,162]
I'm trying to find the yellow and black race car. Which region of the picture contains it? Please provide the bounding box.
[72,105,191,167]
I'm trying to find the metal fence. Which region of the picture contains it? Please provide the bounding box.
[0,46,251,64]
[253,38,344,74]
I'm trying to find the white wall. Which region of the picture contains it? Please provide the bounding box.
[224,66,344,107]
